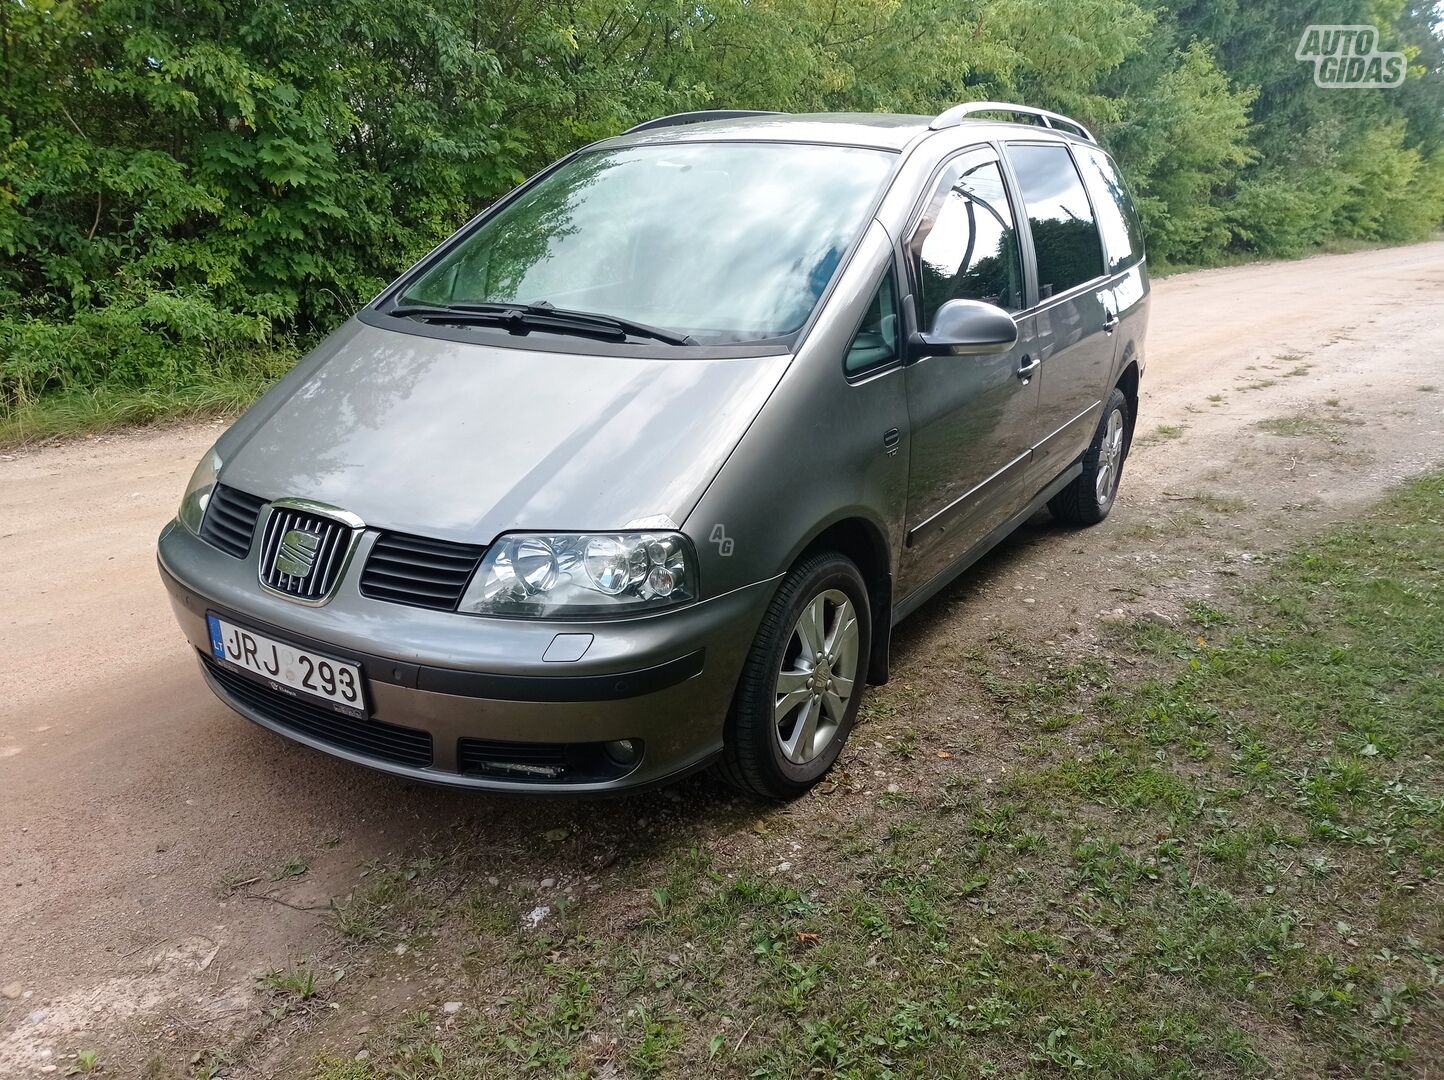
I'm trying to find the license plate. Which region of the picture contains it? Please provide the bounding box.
[206,614,365,717]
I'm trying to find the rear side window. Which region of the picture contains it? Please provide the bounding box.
[909,149,1025,329]
[1076,146,1145,272]
[1006,143,1105,298]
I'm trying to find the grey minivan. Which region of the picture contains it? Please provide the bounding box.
[158,103,1149,798]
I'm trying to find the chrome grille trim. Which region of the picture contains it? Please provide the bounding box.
[256,500,362,605]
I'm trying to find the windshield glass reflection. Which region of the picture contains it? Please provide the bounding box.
[402,143,895,345]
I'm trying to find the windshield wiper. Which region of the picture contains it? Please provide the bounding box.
[389,301,696,346]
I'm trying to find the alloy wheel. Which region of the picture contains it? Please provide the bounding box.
[1095,406,1126,506]
[773,589,860,765]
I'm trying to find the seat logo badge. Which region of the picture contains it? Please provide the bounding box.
[274,528,323,578]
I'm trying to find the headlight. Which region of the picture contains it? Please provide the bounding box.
[459,532,697,617]
[177,448,222,535]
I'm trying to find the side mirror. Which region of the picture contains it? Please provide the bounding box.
[910,299,1019,358]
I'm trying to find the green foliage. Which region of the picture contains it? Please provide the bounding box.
[1112,41,1258,263]
[2,0,1443,425]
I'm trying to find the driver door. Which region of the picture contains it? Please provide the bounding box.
[899,145,1039,596]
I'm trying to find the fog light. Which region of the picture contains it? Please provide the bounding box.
[604,738,640,767]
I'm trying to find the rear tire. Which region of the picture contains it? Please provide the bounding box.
[1049,387,1130,525]
[717,551,871,799]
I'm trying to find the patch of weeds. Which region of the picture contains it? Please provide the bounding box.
[1122,509,1209,542]
[1109,615,1191,658]
[1140,422,1186,446]
[1185,599,1231,626]
[628,1007,683,1075]
[858,694,897,724]
[1014,830,1048,854]
[331,862,427,943]
[1256,415,1340,441]
[272,855,308,881]
[1240,379,1277,391]
[68,1049,99,1075]
[259,963,320,1000]
[1206,393,1225,403]
[0,376,272,450]
[890,729,919,759]
[1172,491,1247,514]
[181,1049,234,1080]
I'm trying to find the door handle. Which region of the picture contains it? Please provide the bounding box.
[1017,355,1041,382]
[1103,311,1120,334]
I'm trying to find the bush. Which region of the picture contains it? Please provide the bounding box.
[0,288,280,407]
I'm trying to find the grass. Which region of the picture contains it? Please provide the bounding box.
[0,376,265,449]
[273,855,309,881]
[313,476,1444,1075]
[330,859,441,944]
[1136,422,1187,449]
[260,964,321,1001]
[1165,491,1248,514]
[1256,414,1342,441]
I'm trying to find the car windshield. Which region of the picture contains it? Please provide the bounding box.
[398,142,895,345]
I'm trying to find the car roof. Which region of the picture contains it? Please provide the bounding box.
[598,111,1089,153]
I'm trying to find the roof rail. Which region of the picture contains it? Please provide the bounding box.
[625,110,785,135]
[929,101,1095,142]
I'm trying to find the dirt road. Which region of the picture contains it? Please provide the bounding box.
[3,242,1444,1076]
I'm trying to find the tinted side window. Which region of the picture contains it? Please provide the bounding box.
[1077,146,1145,272]
[844,267,901,376]
[910,151,1025,329]
[1007,143,1105,297]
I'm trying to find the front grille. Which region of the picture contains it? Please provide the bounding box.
[200,485,267,558]
[258,507,355,601]
[360,532,486,611]
[458,737,639,783]
[202,654,433,767]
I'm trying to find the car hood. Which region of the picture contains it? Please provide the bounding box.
[218,319,791,544]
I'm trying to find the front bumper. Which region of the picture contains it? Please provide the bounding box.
[158,521,776,793]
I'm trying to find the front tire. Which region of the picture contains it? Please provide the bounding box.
[718,551,871,799]
[1049,386,1130,525]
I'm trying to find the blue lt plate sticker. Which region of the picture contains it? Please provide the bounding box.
[207,614,226,660]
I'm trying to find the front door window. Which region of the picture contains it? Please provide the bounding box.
[909,151,1026,328]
